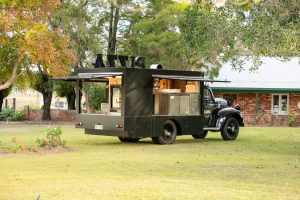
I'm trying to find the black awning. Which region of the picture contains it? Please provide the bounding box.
[152,74,230,83]
[51,72,123,81]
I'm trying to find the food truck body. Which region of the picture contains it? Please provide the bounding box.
[72,67,244,144]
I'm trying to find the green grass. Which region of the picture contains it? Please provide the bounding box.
[0,125,299,200]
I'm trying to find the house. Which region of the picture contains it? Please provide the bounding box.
[3,89,68,110]
[210,57,300,126]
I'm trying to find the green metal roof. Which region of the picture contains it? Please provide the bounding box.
[211,87,300,93]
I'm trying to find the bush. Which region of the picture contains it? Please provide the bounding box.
[0,108,24,121]
[10,138,24,153]
[12,110,24,121]
[0,108,14,121]
[36,127,66,148]
[289,114,297,127]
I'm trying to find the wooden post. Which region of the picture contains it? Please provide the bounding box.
[12,98,16,111]
[23,105,30,120]
[5,99,8,108]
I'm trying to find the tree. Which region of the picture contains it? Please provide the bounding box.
[0,86,12,112]
[240,0,299,58]
[0,0,76,120]
[107,1,119,54]
[50,0,103,109]
[180,1,239,74]
[180,0,299,75]
[123,1,190,69]
[54,81,76,110]
[50,0,103,68]
[25,29,76,120]
[0,0,62,90]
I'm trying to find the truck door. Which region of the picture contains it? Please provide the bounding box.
[203,87,217,126]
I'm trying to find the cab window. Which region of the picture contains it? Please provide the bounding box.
[204,88,214,103]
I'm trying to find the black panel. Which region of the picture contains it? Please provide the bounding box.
[124,68,153,116]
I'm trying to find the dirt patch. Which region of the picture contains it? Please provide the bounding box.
[0,146,73,157]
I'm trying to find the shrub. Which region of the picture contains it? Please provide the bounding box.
[0,108,24,121]
[36,127,66,148]
[288,114,297,127]
[12,110,24,121]
[10,138,24,153]
[0,108,14,121]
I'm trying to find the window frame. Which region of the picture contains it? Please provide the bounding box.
[204,88,215,104]
[272,94,289,115]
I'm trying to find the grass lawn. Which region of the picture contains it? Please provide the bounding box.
[0,125,299,200]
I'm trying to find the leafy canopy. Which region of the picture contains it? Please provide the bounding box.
[0,0,76,89]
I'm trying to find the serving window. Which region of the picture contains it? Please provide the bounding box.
[80,76,122,115]
[153,78,200,116]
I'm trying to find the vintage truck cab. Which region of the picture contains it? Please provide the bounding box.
[197,85,244,140]
[58,55,244,144]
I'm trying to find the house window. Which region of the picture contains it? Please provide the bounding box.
[272,94,288,115]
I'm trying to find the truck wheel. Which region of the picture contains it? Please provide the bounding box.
[118,137,139,143]
[152,120,177,145]
[221,117,239,140]
[192,131,208,139]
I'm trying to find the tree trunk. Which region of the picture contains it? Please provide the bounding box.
[0,93,3,113]
[107,2,120,55]
[111,6,120,54]
[42,91,53,120]
[107,3,115,54]
[67,92,76,110]
[0,87,12,112]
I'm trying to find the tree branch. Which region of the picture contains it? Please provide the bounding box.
[37,64,48,80]
[0,55,22,91]
[82,0,89,8]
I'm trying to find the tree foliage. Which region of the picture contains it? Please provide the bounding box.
[0,0,76,90]
[54,81,76,110]
[180,0,299,75]
[50,0,103,68]
[124,1,190,69]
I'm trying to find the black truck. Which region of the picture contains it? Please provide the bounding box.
[61,55,244,144]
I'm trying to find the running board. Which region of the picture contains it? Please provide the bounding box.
[203,127,220,131]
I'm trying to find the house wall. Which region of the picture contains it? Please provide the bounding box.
[3,89,68,110]
[213,92,300,126]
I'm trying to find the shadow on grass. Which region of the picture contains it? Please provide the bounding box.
[82,136,240,147]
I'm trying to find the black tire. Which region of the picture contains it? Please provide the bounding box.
[221,117,239,140]
[192,130,208,139]
[152,120,177,145]
[118,137,140,143]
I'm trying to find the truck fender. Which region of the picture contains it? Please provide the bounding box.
[217,108,244,127]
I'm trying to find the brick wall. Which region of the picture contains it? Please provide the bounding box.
[23,106,76,121]
[213,92,300,127]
